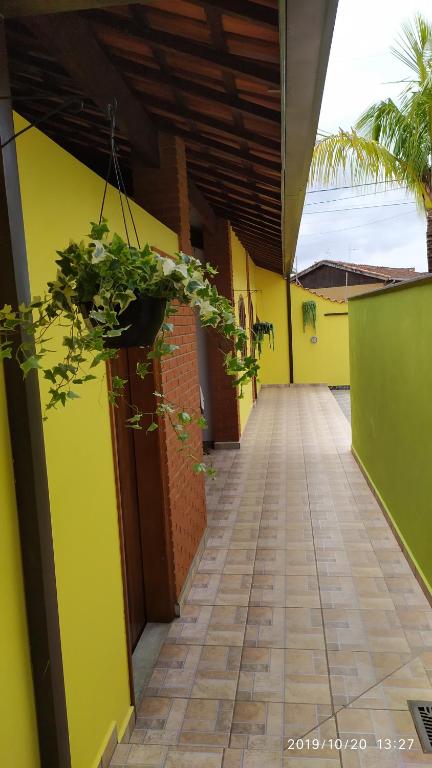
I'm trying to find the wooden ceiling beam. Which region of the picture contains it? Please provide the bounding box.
[156,121,281,172]
[187,147,280,178]
[190,168,281,204]
[22,12,159,165]
[224,216,282,242]
[1,0,139,16]
[187,154,281,190]
[192,176,281,213]
[229,226,281,250]
[201,193,281,231]
[135,93,279,153]
[233,240,281,265]
[185,0,279,28]
[213,217,280,242]
[114,55,280,126]
[89,10,280,86]
[199,187,281,220]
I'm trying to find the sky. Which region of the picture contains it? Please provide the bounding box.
[295,0,432,274]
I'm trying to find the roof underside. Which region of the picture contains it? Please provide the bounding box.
[6,0,285,271]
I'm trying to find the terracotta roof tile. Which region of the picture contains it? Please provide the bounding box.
[293,259,428,283]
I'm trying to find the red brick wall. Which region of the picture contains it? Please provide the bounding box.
[204,218,241,444]
[133,134,206,599]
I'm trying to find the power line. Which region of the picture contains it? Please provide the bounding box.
[304,188,409,206]
[303,201,416,215]
[306,180,406,194]
[300,209,417,237]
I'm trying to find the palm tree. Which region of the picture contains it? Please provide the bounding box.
[311,14,432,270]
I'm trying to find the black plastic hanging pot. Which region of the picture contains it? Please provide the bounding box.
[82,295,167,348]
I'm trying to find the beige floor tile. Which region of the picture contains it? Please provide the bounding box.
[283,714,339,762]
[328,650,412,707]
[188,574,221,605]
[223,748,283,767]
[167,605,247,647]
[351,656,432,709]
[337,708,426,766]
[250,575,287,607]
[238,647,285,701]
[134,698,234,748]
[285,576,320,608]
[164,748,223,768]
[215,575,252,606]
[113,387,432,768]
[245,606,286,648]
[126,744,167,766]
[285,608,326,650]
[384,577,431,609]
[323,609,410,653]
[230,700,285,749]
[198,548,256,575]
[319,576,394,611]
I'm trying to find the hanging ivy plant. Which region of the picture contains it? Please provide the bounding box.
[252,321,274,357]
[0,220,259,476]
[302,300,317,332]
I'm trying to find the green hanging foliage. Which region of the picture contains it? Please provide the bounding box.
[302,300,317,332]
[252,321,274,357]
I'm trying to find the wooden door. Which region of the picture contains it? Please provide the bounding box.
[110,350,146,650]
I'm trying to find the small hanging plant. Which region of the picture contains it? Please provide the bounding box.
[302,300,317,332]
[0,220,259,476]
[252,321,274,357]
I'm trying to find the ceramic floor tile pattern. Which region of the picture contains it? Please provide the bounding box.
[111,386,432,768]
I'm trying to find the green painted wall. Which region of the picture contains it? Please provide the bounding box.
[349,280,432,595]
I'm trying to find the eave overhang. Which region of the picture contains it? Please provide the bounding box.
[280,0,338,277]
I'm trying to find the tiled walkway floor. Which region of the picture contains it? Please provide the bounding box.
[111,385,432,767]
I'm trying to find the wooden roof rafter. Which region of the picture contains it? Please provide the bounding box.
[7,0,285,272]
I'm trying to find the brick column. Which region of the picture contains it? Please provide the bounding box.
[203,218,241,447]
[133,134,206,603]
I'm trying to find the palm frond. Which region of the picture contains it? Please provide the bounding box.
[391,13,432,82]
[310,130,426,209]
[356,98,430,182]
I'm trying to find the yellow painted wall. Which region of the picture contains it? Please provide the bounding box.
[254,267,290,386]
[14,114,179,767]
[231,232,291,430]
[231,230,255,432]
[291,284,349,385]
[0,369,40,768]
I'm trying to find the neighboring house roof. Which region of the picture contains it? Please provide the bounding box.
[293,282,347,305]
[292,259,428,283]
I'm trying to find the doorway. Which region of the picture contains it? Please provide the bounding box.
[109,350,146,651]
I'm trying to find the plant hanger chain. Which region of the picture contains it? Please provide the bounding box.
[98,99,140,249]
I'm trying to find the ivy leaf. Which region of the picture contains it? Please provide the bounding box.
[136,361,150,378]
[0,346,12,361]
[67,390,80,400]
[126,413,142,425]
[147,422,158,433]
[112,375,127,390]
[20,355,42,377]
[44,369,57,383]
[193,462,207,474]
[161,322,174,333]
[178,411,192,425]
[89,309,107,324]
